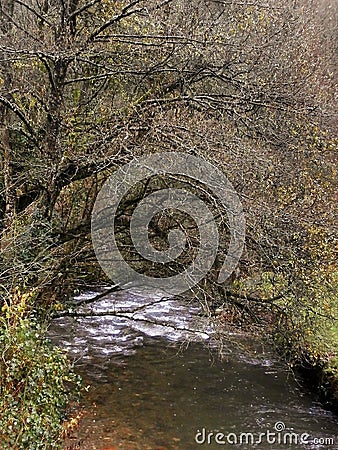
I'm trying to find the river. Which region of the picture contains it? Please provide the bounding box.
[48,288,337,450]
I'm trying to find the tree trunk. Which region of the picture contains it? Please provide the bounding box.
[1,108,16,230]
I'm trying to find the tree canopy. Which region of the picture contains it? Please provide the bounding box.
[0,0,337,352]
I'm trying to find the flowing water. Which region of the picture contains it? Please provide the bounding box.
[48,288,337,450]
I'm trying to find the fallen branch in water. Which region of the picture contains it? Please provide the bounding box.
[51,309,210,336]
[68,285,121,306]
[52,293,178,319]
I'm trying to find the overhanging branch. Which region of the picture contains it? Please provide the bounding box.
[89,1,143,42]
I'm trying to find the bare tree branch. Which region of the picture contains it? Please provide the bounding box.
[89,0,143,42]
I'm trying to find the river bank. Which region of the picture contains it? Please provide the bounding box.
[295,353,338,414]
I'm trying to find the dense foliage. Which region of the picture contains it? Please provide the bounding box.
[0,291,81,449]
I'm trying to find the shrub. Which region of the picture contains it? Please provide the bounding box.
[0,291,81,450]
